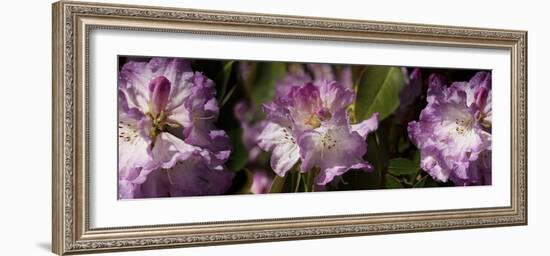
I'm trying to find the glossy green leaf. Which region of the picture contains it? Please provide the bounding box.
[384,174,404,189]
[355,67,405,121]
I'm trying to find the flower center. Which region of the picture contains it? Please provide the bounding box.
[454,118,473,135]
[476,112,491,129]
[147,75,178,141]
[148,111,168,140]
[321,132,337,150]
[305,114,322,128]
[304,108,332,129]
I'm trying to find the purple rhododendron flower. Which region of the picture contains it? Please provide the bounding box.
[118,58,233,199]
[407,72,492,185]
[258,80,379,185]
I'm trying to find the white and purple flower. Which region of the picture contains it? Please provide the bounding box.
[407,72,492,185]
[117,58,233,199]
[258,80,379,185]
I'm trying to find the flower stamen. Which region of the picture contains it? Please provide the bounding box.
[148,111,170,141]
[453,118,473,135]
[305,114,321,128]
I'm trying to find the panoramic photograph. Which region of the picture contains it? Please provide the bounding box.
[117,56,492,199]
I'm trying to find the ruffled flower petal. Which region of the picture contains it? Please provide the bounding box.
[298,124,371,185]
[318,80,355,114]
[351,113,379,140]
[148,58,193,93]
[161,156,234,197]
[145,132,199,172]
[118,61,152,113]
[257,122,300,176]
[118,92,152,182]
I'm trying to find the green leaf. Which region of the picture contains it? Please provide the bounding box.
[294,172,302,192]
[387,158,419,176]
[424,175,441,187]
[354,67,405,121]
[216,61,235,101]
[219,83,237,108]
[384,174,404,189]
[226,129,248,172]
[397,136,411,153]
[269,175,287,193]
[413,175,428,188]
[248,62,286,104]
[413,150,421,166]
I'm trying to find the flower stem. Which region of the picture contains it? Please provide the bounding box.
[305,168,319,192]
[303,173,309,192]
[294,171,302,192]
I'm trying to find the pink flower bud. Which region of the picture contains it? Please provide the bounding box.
[149,76,171,114]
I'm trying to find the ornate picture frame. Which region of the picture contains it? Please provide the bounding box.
[52,1,527,255]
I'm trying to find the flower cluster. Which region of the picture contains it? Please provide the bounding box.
[408,72,492,185]
[257,80,379,185]
[236,63,354,191]
[117,58,234,199]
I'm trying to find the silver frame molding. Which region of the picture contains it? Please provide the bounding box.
[52,1,527,255]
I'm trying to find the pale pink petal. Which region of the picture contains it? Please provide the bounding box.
[351,112,379,140]
[145,133,199,171]
[257,122,300,176]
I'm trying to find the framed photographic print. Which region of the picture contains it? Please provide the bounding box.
[52,1,527,255]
